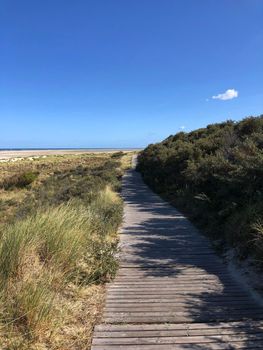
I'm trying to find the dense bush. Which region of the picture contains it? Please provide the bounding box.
[138,115,263,260]
[111,151,125,159]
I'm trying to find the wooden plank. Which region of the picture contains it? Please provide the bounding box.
[120,258,223,263]
[121,250,216,255]
[104,305,261,312]
[108,282,239,288]
[91,169,263,349]
[106,298,255,303]
[116,270,231,273]
[105,300,257,306]
[115,276,234,280]
[107,288,240,293]
[94,328,263,338]
[93,333,263,345]
[115,272,233,276]
[117,267,230,272]
[95,321,263,332]
[109,284,236,287]
[91,344,263,350]
[104,310,263,317]
[113,274,234,279]
[107,286,243,291]
[103,313,263,322]
[115,277,235,282]
[106,291,243,295]
[107,285,241,289]
[119,266,231,274]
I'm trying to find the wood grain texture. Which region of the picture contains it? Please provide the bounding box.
[91,166,263,349]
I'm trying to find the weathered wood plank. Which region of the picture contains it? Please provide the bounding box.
[104,306,261,313]
[103,315,263,323]
[104,310,263,317]
[91,343,263,350]
[93,333,263,345]
[105,299,256,306]
[94,328,263,338]
[91,168,263,349]
[92,344,263,350]
[95,321,263,332]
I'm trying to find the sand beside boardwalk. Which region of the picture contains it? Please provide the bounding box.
[0,149,139,160]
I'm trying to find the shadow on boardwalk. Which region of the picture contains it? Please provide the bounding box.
[119,169,263,349]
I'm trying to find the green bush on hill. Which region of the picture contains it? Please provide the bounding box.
[138,115,263,261]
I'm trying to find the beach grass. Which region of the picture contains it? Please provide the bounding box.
[0,151,132,349]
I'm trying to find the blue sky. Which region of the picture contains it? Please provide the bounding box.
[1,0,263,148]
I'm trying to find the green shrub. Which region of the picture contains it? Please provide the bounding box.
[111,151,124,159]
[138,115,263,261]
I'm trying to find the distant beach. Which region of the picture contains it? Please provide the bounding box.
[0,148,140,160]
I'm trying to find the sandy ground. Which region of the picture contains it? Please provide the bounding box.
[0,149,139,160]
[224,248,263,306]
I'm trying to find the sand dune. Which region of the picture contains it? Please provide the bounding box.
[0,149,138,160]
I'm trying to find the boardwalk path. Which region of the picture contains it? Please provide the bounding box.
[92,166,263,349]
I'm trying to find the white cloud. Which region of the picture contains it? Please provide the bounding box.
[212,89,238,101]
[179,126,185,130]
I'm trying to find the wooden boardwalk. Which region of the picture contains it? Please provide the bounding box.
[91,168,263,349]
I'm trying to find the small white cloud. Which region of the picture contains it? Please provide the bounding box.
[179,126,185,130]
[212,89,238,101]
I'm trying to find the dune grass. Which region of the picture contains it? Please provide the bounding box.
[0,152,128,349]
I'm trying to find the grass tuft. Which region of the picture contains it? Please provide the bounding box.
[0,153,129,349]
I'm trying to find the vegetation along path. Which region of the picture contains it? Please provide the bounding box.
[91,162,263,349]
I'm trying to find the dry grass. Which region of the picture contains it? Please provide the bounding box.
[119,151,137,171]
[1,284,105,350]
[0,153,118,224]
[0,197,121,349]
[0,152,133,349]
